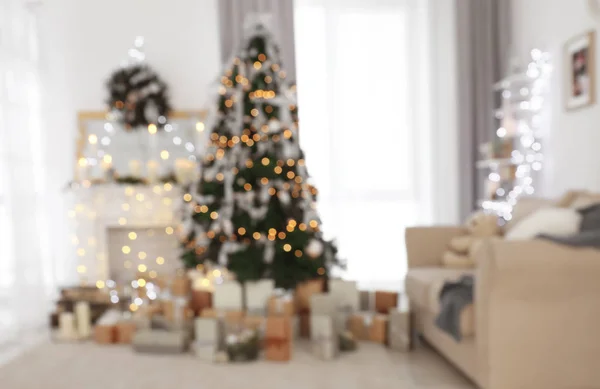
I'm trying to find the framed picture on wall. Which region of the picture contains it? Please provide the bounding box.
[565,30,596,111]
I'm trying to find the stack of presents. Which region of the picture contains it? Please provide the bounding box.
[49,275,411,362]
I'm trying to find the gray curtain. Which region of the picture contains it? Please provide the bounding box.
[456,0,512,220]
[218,0,296,82]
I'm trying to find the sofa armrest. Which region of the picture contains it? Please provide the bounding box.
[475,239,600,389]
[405,226,466,268]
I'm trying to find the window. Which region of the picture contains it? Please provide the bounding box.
[295,0,432,287]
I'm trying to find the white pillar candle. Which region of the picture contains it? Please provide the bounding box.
[129,160,142,177]
[75,301,92,338]
[147,160,159,183]
[59,312,77,340]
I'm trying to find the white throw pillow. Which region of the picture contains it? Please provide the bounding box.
[505,207,582,240]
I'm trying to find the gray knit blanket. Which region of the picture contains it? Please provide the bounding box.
[435,275,474,342]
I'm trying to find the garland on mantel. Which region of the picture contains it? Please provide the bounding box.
[105,64,172,131]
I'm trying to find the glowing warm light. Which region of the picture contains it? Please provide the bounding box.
[183,193,193,202]
[138,278,147,287]
[287,171,295,179]
[253,61,262,69]
[251,109,259,117]
[138,251,147,260]
[129,232,137,240]
[103,154,112,164]
[287,159,295,167]
[284,129,292,139]
[269,228,277,236]
[160,150,170,160]
[261,177,269,185]
[148,124,157,134]
[238,227,246,235]
[77,265,86,274]
[207,231,215,239]
[253,232,261,240]
[216,173,224,181]
[164,183,173,191]
[96,280,105,289]
[299,223,307,231]
[261,157,270,166]
[274,166,282,174]
[286,225,294,232]
[122,246,131,254]
[138,264,147,272]
[201,278,211,287]
[309,220,318,228]
[163,198,172,206]
[278,232,286,240]
[156,256,165,265]
[247,139,255,146]
[298,159,306,166]
[268,187,276,196]
[196,122,205,132]
[149,271,158,278]
[78,157,88,167]
[122,203,130,211]
[200,205,209,213]
[283,244,292,252]
[265,75,272,83]
[166,226,174,235]
[213,269,221,277]
[130,303,138,312]
[317,267,325,275]
[244,183,252,191]
[77,248,85,256]
[136,193,145,201]
[88,134,98,144]
[295,250,303,258]
[210,211,219,220]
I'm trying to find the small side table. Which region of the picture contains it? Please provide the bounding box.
[388,295,411,352]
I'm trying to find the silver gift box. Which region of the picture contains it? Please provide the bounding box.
[311,339,338,360]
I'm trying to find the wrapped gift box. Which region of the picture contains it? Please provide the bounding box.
[132,330,188,354]
[369,314,388,344]
[359,291,372,311]
[265,316,292,361]
[375,291,398,314]
[244,315,266,332]
[190,290,213,316]
[213,282,242,311]
[171,274,192,297]
[116,320,137,344]
[246,280,274,311]
[348,312,371,340]
[94,310,121,344]
[388,307,411,352]
[193,342,217,362]
[310,315,338,360]
[329,279,360,312]
[310,293,336,316]
[194,317,222,343]
[294,279,324,312]
[267,295,295,316]
[163,297,191,325]
[299,312,311,338]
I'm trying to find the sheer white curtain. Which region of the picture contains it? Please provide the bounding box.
[0,0,53,348]
[294,0,433,288]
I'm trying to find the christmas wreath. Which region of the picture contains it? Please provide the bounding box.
[105,64,172,131]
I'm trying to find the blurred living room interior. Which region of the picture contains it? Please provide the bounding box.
[1,0,599,388]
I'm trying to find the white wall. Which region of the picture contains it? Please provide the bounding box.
[512,0,600,196]
[36,0,221,284]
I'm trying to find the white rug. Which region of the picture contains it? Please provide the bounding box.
[0,340,473,389]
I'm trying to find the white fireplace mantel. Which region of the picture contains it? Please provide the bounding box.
[66,183,184,283]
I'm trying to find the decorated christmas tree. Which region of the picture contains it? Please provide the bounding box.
[180,19,341,301]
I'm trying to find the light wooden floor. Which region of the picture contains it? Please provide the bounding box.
[0,339,475,389]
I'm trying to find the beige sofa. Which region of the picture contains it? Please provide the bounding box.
[405,194,600,389]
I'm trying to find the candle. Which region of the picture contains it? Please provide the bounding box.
[129,160,142,177]
[59,312,77,340]
[147,160,159,183]
[75,301,92,338]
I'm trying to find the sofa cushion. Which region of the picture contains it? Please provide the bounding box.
[406,268,475,337]
[505,207,582,240]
